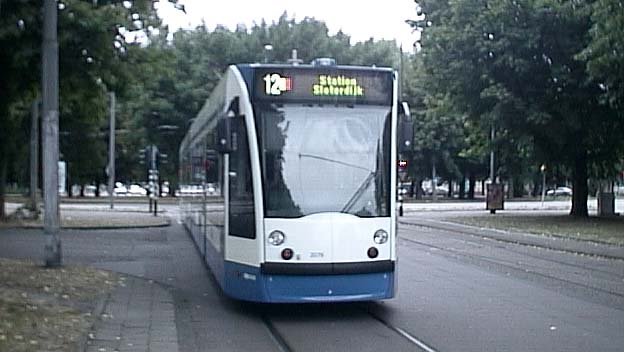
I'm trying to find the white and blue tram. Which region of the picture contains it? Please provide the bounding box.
[179,61,402,303]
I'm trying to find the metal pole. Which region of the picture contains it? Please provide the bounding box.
[398,45,403,100]
[432,159,437,202]
[541,165,546,207]
[42,0,61,267]
[30,100,40,212]
[490,125,495,183]
[108,92,116,209]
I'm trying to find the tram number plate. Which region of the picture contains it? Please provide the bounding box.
[310,251,324,258]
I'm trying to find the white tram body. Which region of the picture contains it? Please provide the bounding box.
[179,63,398,303]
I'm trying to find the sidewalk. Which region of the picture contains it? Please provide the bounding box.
[2,202,179,352]
[86,277,178,352]
[3,202,170,229]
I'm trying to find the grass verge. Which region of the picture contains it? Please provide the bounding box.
[446,214,624,246]
[0,258,118,352]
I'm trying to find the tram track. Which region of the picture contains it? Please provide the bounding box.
[261,314,295,352]
[361,306,439,352]
[399,234,624,305]
[402,221,624,278]
[399,221,624,294]
[399,219,624,262]
[258,304,439,352]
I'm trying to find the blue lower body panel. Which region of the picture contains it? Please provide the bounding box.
[223,261,395,303]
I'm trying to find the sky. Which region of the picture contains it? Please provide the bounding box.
[155,0,421,51]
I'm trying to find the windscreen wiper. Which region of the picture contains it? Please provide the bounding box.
[298,153,370,172]
[340,171,375,213]
[298,152,376,214]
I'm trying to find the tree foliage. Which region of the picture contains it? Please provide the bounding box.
[118,13,406,193]
[411,0,624,216]
[0,0,165,216]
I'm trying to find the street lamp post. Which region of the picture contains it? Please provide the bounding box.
[541,164,546,207]
[108,92,116,209]
[490,125,495,183]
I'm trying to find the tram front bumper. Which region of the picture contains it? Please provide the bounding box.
[223,261,395,303]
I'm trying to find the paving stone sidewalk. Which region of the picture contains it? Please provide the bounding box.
[2,202,178,352]
[85,276,179,352]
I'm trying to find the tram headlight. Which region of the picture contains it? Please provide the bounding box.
[268,230,286,246]
[373,229,388,244]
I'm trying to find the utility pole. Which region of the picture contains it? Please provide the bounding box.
[432,159,437,202]
[30,100,40,212]
[540,164,546,207]
[399,45,404,100]
[42,0,61,267]
[149,145,159,216]
[489,125,495,183]
[108,92,116,209]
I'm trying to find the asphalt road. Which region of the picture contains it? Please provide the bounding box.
[1,209,623,351]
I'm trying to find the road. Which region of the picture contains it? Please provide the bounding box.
[0,206,623,351]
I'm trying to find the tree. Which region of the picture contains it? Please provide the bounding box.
[411,0,624,216]
[0,0,41,219]
[580,0,624,109]
[0,0,170,218]
[123,14,405,193]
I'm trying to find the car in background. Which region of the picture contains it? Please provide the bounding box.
[425,185,449,196]
[114,182,128,196]
[127,184,147,196]
[546,186,573,197]
[161,181,170,196]
[83,185,96,197]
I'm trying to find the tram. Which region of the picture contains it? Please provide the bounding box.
[179,60,406,303]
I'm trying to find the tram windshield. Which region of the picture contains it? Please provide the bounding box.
[258,103,391,218]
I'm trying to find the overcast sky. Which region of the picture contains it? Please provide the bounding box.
[155,0,420,50]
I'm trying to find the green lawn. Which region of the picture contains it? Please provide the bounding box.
[446,214,624,246]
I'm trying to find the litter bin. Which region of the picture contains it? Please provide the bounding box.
[486,183,504,214]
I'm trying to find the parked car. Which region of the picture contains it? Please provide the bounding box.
[425,185,449,196]
[83,185,96,197]
[127,184,147,196]
[546,186,573,196]
[113,182,128,196]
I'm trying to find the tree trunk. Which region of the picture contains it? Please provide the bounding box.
[468,174,476,199]
[459,176,466,199]
[0,160,6,221]
[413,178,424,199]
[570,149,589,217]
[507,177,514,199]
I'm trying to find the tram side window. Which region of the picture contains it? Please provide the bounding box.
[228,115,255,239]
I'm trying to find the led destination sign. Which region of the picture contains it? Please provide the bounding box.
[313,75,364,97]
[255,67,392,105]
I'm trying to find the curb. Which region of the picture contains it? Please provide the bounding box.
[0,220,172,231]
